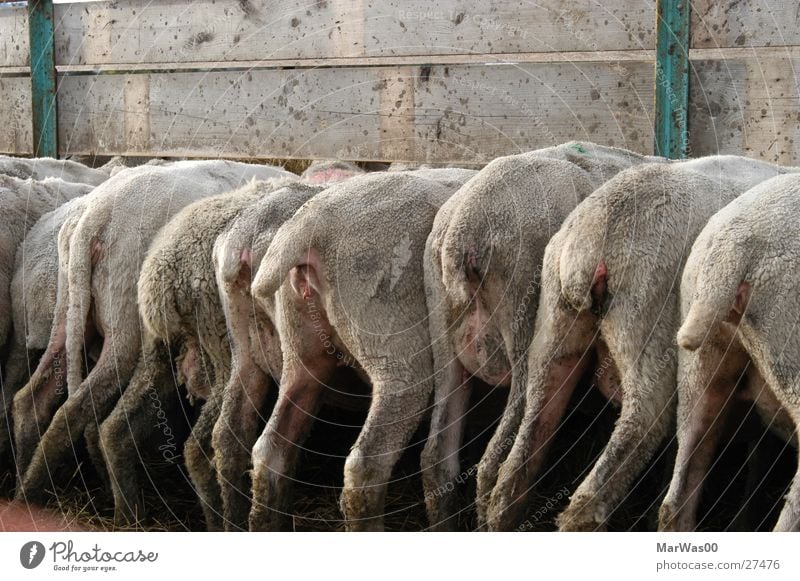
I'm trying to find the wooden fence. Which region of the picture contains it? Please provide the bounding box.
[0,1,799,164]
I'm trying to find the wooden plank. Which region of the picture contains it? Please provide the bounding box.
[0,74,32,154]
[51,0,656,66]
[0,3,28,67]
[689,57,800,164]
[412,62,655,163]
[56,62,656,162]
[692,0,800,48]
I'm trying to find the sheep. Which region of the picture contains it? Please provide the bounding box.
[14,160,293,505]
[6,197,90,394]
[0,177,92,351]
[1,197,90,463]
[420,142,666,530]
[99,177,304,531]
[0,155,110,186]
[300,160,363,184]
[660,174,800,532]
[212,168,362,530]
[0,178,92,465]
[10,198,92,478]
[484,156,798,531]
[248,168,476,531]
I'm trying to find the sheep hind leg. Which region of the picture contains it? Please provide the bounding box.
[100,341,175,529]
[420,360,470,531]
[184,392,224,531]
[558,329,676,532]
[214,362,274,531]
[17,340,135,505]
[249,368,327,532]
[11,323,69,483]
[769,376,800,531]
[0,340,36,462]
[341,371,432,532]
[775,441,800,531]
[485,351,590,531]
[658,342,745,531]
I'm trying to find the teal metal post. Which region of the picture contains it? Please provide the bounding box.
[654,0,690,159]
[27,0,58,158]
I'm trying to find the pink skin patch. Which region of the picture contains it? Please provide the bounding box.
[91,238,102,266]
[728,281,750,323]
[303,168,358,184]
[456,296,511,387]
[180,343,209,401]
[591,260,607,302]
[240,248,252,270]
[289,248,325,301]
[466,246,479,271]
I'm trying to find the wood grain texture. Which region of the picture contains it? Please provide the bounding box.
[0,0,656,67]
[691,0,800,49]
[0,75,32,153]
[0,4,28,68]
[55,62,655,162]
[690,57,800,164]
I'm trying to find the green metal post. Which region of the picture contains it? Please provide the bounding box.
[27,0,58,158]
[654,0,690,159]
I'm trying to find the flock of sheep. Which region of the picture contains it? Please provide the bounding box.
[0,143,798,532]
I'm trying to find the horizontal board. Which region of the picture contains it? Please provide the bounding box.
[0,4,28,68]
[690,57,800,164]
[4,1,800,73]
[691,0,800,49]
[0,74,32,154]
[55,62,656,162]
[0,0,657,68]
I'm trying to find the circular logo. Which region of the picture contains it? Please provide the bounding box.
[20,541,46,569]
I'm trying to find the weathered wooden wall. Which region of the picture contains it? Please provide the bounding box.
[1,1,799,162]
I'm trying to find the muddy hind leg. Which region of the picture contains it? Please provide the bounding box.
[486,352,591,530]
[474,353,527,528]
[17,340,136,505]
[213,283,277,531]
[184,392,224,531]
[249,364,327,532]
[341,352,433,532]
[558,326,676,532]
[11,325,69,483]
[483,306,596,531]
[213,361,275,531]
[100,340,176,528]
[775,435,800,531]
[658,337,746,531]
[420,357,469,531]
[0,340,36,463]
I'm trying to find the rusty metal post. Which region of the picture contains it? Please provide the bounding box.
[654,0,690,159]
[27,0,58,158]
